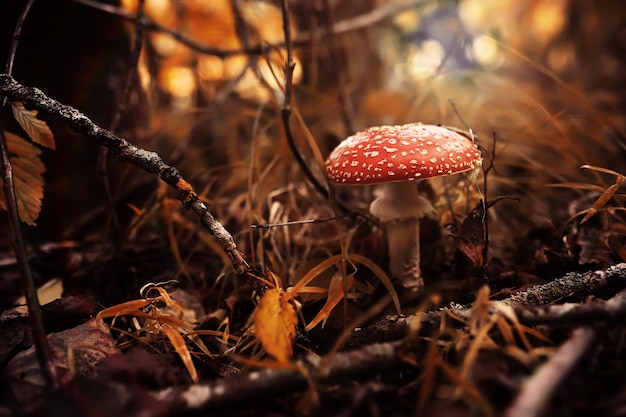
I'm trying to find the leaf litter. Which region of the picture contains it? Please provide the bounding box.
[2,1,626,416]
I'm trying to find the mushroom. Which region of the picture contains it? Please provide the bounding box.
[325,123,482,290]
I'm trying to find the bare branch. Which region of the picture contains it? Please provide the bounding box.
[72,0,432,57]
[0,75,260,289]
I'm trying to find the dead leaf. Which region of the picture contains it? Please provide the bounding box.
[580,179,624,224]
[162,326,199,382]
[10,102,56,150]
[0,132,46,226]
[305,273,354,331]
[254,288,297,363]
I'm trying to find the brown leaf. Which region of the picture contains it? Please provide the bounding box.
[0,132,45,225]
[10,101,56,150]
[254,288,297,363]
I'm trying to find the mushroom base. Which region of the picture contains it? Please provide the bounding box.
[384,218,423,290]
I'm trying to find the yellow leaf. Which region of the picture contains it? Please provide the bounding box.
[0,132,45,225]
[10,101,56,150]
[254,288,297,363]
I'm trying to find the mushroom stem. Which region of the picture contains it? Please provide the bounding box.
[384,217,423,289]
[369,181,434,290]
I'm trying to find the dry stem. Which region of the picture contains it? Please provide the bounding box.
[0,1,60,390]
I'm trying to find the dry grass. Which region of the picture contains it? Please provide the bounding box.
[82,0,626,413]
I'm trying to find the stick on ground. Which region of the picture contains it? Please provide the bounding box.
[345,263,626,348]
[504,326,596,417]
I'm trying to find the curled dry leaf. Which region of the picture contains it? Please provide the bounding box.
[96,284,212,383]
[254,288,298,363]
[0,132,45,226]
[10,101,56,150]
[305,273,355,331]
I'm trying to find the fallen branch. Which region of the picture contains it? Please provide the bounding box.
[153,341,403,412]
[346,263,626,348]
[504,326,596,417]
[502,286,626,326]
[0,75,261,290]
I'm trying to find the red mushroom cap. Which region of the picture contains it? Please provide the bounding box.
[326,123,482,185]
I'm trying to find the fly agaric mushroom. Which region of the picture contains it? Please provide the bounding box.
[325,123,482,290]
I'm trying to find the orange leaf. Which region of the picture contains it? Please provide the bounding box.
[254,288,297,363]
[0,132,46,225]
[162,326,199,382]
[305,273,353,331]
[10,102,56,150]
[580,179,623,224]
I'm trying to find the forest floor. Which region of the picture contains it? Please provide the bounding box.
[2,0,626,416]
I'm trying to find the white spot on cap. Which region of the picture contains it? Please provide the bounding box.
[324,123,482,185]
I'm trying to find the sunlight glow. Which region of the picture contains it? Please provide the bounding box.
[150,32,180,57]
[160,66,196,98]
[470,35,503,68]
[407,40,445,78]
[547,45,575,71]
[198,55,225,81]
[531,0,566,42]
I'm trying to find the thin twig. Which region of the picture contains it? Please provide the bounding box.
[98,0,147,243]
[108,0,146,136]
[321,0,356,136]
[72,0,275,58]
[0,0,60,390]
[71,0,431,57]
[479,131,499,274]
[0,75,263,292]
[250,213,354,229]
[278,0,332,202]
[276,0,359,219]
[447,105,495,276]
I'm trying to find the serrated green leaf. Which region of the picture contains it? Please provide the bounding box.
[10,101,56,150]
